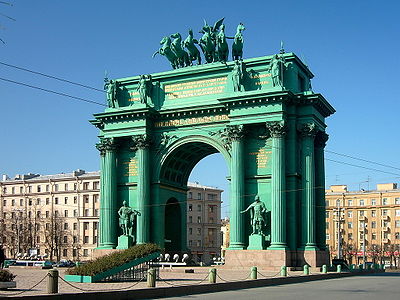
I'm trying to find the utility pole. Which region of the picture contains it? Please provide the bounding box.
[333,200,344,259]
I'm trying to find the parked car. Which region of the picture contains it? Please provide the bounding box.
[332,258,349,270]
[55,260,75,268]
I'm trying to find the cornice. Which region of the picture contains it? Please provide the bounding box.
[297,93,336,118]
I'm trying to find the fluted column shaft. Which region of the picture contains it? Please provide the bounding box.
[96,138,118,249]
[132,135,151,244]
[228,125,245,249]
[267,121,288,249]
[300,123,318,250]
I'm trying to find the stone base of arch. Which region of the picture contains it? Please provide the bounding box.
[224,249,329,270]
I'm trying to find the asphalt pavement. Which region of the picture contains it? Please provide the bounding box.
[167,272,400,300]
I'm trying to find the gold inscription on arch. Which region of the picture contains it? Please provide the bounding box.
[122,158,138,176]
[164,77,227,100]
[154,114,229,128]
[249,148,271,168]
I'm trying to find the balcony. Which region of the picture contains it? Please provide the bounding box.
[358,215,367,221]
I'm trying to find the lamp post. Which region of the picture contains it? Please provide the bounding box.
[362,220,367,269]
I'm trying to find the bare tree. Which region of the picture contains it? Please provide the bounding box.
[43,212,71,261]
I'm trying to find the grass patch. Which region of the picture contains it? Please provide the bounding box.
[66,243,161,276]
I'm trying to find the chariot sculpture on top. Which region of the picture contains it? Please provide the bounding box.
[153,18,245,68]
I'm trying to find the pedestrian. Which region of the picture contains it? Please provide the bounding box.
[0,244,5,269]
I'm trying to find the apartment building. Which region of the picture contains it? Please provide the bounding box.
[187,182,222,264]
[326,183,400,265]
[0,170,100,261]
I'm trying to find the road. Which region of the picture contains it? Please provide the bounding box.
[167,272,400,300]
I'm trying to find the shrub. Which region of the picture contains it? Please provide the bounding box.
[66,243,161,276]
[0,270,16,282]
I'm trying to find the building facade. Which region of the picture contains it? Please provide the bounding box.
[326,183,400,266]
[0,171,222,263]
[186,182,222,264]
[0,170,100,261]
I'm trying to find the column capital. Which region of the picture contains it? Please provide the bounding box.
[266,121,287,138]
[131,134,151,151]
[315,131,329,148]
[96,137,118,156]
[298,122,318,138]
[212,125,245,151]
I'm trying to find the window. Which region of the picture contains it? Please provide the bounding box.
[64,197,68,204]
[46,198,50,205]
[209,205,215,213]
[336,199,340,206]
[325,200,329,206]
[37,185,41,192]
[55,197,59,204]
[326,223,329,229]
[189,228,192,235]
[94,222,98,230]
[55,210,59,217]
[359,210,365,216]
[383,220,389,227]
[396,220,400,228]
[94,209,99,217]
[83,182,89,190]
[347,211,353,218]
[46,223,50,230]
[64,183,68,191]
[396,198,400,205]
[37,236,40,243]
[383,198,388,205]
[63,249,68,257]
[19,198,23,206]
[371,199,377,205]
[197,216,201,223]
[83,222,89,230]
[94,236,98,244]
[54,184,58,192]
[19,186,23,194]
[188,204,193,211]
[73,249,77,257]
[11,187,14,194]
[28,186,32,193]
[63,236,68,243]
[64,223,68,230]
[396,232,400,240]
[73,210,78,217]
[197,228,201,235]
[46,211,49,218]
[84,236,89,244]
[73,223,77,230]
[348,233,353,240]
[36,198,41,205]
[188,192,192,199]
[37,211,41,218]
[371,210,376,217]
[2,199,5,206]
[73,183,77,190]
[93,194,99,203]
[73,196,77,204]
[93,181,99,189]
[325,212,329,218]
[197,193,202,200]
[209,217,214,223]
[348,199,353,206]
[348,222,353,229]
[197,240,201,247]
[197,204,201,212]
[382,209,388,216]
[208,194,217,200]
[64,210,68,217]
[371,221,377,228]
[11,199,15,206]
[359,199,365,206]
[383,232,389,239]
[28,198,32,206]
[83,249,89,257]
[372,233,377,240]
[84,195,89,203]
[396,210,400,217]
[189,216,193,223]
[84,209,89,217]
[189,240,193,246]
[326,234,330,240]
[46,185,49,192]
[73,236,78,243]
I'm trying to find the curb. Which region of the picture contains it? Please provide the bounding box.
[5,270,384,299]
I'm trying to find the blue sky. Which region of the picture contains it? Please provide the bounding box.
[1,1,400,216]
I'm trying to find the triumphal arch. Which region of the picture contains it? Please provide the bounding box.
[91,20,335,268]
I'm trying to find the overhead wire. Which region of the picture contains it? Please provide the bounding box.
[0,61,104,92]
[0,77,107,107]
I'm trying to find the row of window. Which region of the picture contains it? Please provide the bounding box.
[3,194,99,207]
[4,221,98,231]
[327,232,400,240]
[2,182,100,195]
[329,220,400,229]
[187,192,218,200]
[327,209,400,218]
[329,197,400,207]
[188,204,216,213]
[3,208,99,219]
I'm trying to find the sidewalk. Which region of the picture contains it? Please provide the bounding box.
[0,266,291,297]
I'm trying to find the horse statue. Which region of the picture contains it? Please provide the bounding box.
[216,24,229,62]
[170,33,190,68]
[183,29,201,65]
[232,23,245,61]
[199,18,224,63]
[153,36,178,69]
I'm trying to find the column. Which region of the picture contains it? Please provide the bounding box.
[315,131,329,250]
[300,123,318,250]
[96,137,118,249]
[132,134,151,244]
[228,125,246,250]
[267,121,288,249]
